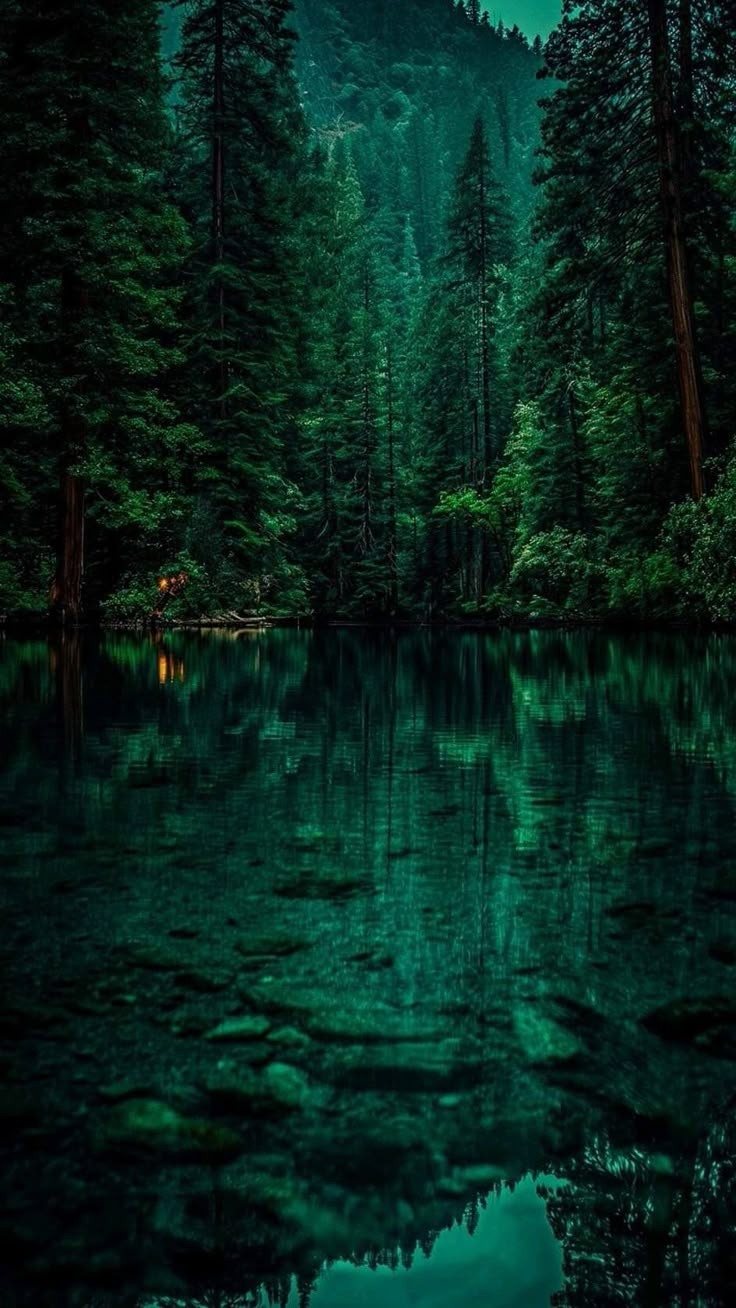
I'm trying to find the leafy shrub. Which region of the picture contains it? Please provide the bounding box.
[0,560,49,618]
[662,451,736,622]
[510,527,593,612]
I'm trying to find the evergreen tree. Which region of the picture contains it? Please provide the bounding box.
[411,115,514,610]
[1,0,733,624]
[173,0,309,608]
[0,0,193,621]
[296,147,393,615]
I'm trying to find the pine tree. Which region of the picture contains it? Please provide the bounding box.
[297,147,393,615]
[516,0,735,614]
[0,0,193,621]
[409,115,514,610]
[447,117,513,476]
[173,0,308,607]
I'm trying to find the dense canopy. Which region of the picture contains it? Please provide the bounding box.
[0,0,734,624]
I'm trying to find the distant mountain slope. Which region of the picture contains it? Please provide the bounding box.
[294,0,544,260]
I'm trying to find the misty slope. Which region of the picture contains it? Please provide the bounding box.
[294,0,544,259]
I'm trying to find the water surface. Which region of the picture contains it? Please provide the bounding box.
[2,629,736,1306]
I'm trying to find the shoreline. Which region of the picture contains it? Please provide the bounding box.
[0,615,729,635]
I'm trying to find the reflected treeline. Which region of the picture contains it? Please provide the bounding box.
[2,630,736,1306]
[4,626,736,772]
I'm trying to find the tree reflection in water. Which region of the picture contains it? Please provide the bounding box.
[2,630,736,1306]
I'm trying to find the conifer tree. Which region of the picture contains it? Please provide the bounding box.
[0,0,192,621]
[173,0,308,603]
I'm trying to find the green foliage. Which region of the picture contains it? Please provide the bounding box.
[510,527,593,614]
[0,0,734,624]
[663,451,736,623]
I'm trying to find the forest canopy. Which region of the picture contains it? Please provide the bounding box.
[0,0,734,624]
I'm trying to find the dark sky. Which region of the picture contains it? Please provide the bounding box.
[484,2,562,40]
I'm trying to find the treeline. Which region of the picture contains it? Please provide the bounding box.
[0,0,734,624]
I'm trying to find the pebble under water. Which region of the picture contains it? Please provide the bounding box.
[2,627,736,1307]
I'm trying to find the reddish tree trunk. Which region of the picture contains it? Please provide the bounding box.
[479,198,491,475]
[386,339,398,613]
[214,0,227,413]
[52,472,85,624]
[647,0,705,501]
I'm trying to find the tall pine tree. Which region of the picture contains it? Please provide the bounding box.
[0,0,192,621]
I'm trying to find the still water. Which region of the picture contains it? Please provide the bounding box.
[2,628,736,1307]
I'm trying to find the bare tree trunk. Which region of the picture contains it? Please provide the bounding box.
[568,387,585,528]
[52,471,85,625]
[360,267,374,558]
[477,123,493,600]
[214,0,227,415]
[478,131,492,475]
[51,215,88,624]
[647,0,705,501]
[386,339,399,613]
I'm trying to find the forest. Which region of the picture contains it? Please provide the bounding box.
[1,0,735,626]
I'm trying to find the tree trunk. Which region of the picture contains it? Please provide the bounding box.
[51,255,88,624]
[360,270,374,558]
[52,631,84,758]
[386,339,399,613]
[52,472,85,624]
[213,0,227,414]
[647,0,705,501]
[568,387,585,528]
[478,130,492,476]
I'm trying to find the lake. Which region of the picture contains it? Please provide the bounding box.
[2,628,736,1306]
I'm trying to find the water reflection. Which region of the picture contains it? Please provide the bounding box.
[157,645,186,685]
[295,1176,566,1308]
[137,1177,565,1308]
[2,630,736,1306]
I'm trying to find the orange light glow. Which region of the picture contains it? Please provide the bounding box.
[158,577,169,591]
[158,651,186,686]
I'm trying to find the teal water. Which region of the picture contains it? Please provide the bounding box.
[2,629,736,1306]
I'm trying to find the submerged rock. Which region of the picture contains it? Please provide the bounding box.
[204,1016,271,1042]
[205,1061,309,1114]
[171,1010,213,1038]
[325,1039,484,1092]
[267,1025,313,1049]
[514,1004,583,1065]
[235,934,312,961]
[96,1098,242,1162]
[306,1007,444,1044]
[115,943,185,972]
[263,1061,310,1109]
[240,981,438,1045]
